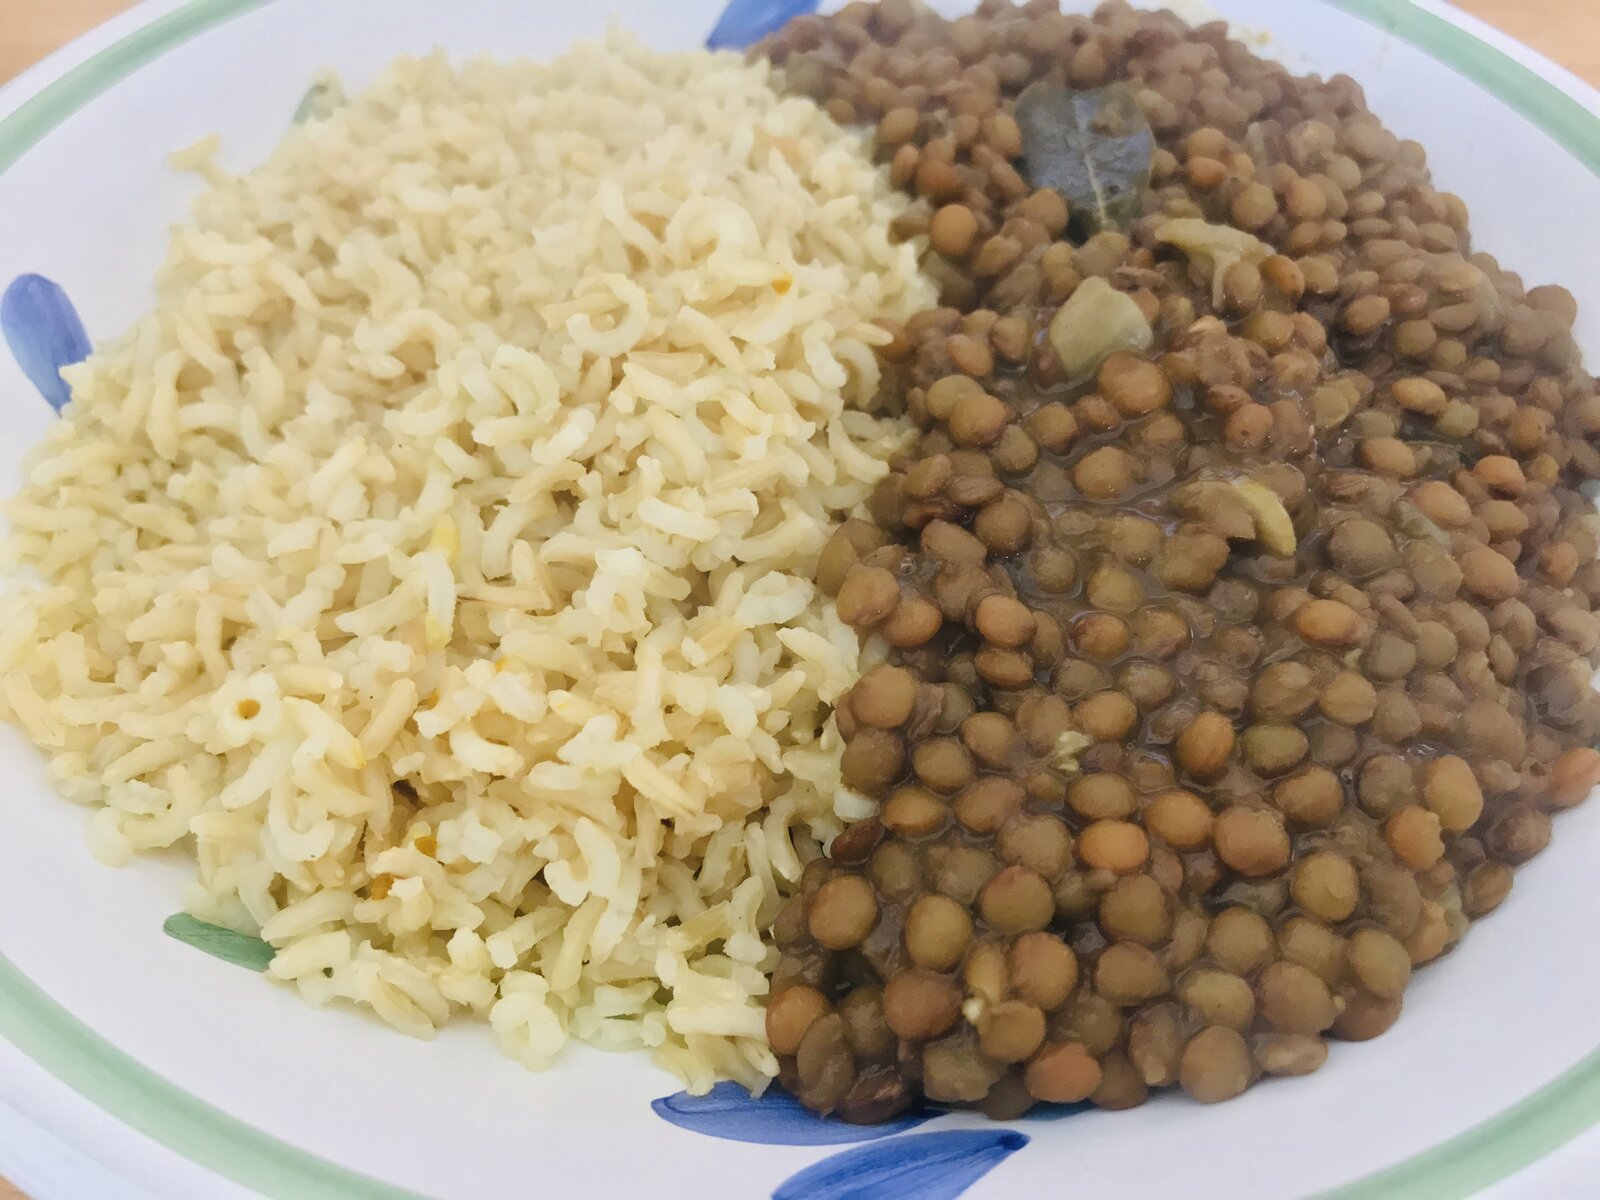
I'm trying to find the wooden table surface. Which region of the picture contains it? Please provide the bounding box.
[0,1,1597,1198]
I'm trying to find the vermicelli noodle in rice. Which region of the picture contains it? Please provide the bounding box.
[0,31,934,1092]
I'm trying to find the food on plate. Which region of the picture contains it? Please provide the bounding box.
[0,30,932,1093]
[5,0,1600,1122]
[758,0,1600,1120]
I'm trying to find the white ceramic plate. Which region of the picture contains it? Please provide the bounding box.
[1,1,1598,1197]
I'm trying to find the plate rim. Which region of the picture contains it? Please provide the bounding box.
[0,1,1597,1197]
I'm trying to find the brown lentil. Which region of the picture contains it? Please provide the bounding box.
[767,986,831,1057]
[1179,967,1257,1032]
[1145,789,1213,850]
[1349,928,1413,999]
[1025,1042,1103,1103]
[930,204,980,258]
[809,876,881,950]
[1179,1026,1253,1103]
[1010,932,1079,1011]
[884,971,962,1042]
[1212,807,1291,877]
[762,0,1600,1123]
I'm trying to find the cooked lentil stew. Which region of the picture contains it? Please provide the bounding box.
[759,0,1600,1121]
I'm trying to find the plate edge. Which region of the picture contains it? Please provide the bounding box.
[0,1,1596,1198]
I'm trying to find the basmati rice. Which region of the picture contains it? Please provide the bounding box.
[0,30,934,1093]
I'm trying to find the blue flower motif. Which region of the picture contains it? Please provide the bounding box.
[706,0,821,50]
[652,1081,932,1145]
[1018,1100,1094,1121]
[1,273,90,412]
[773,1129,1029,1200]
[653,1082,1084,1198]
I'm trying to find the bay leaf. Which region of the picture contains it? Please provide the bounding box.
[1016,82,1154,238]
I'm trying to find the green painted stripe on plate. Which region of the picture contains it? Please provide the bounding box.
[0,952,423,1199]
[1324,0,1600,178]
[0,0,270,175]
[1312,3,1600,1198]
[0,1,1598,1198]
[1317,1043,1600,1200]
[0,3,425,1192]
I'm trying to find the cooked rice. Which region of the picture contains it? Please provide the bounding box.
[0,31,933,1092]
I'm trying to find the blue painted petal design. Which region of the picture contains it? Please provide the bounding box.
[1018,1099,1094,1121]
[652,1081,932,1145]
[706,0,820,51]
[772,1129,1029,1200]
[1,274,90,412]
